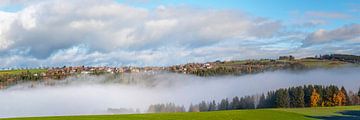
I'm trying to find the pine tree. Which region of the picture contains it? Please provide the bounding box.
[289,87,296,107]
[188,104,199,112]
[289,87,304,108]
[324,85,339,106]
[199,101,209,112]
[208,100,217,111]
[340,86,349,105]
[257,94,266,108]
[275,89,290,108]
[304,85,314,107]
[231,96,240,109]
[188,104,194,112]
[219,98,229,110]
[266,91,276,108]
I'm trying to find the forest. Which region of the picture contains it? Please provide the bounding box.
[147,85,360,113]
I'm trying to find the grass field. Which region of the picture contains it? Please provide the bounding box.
[2,106,359,120]
[296,59,349,68]
[220,59,350,68]
[0,69,47,75]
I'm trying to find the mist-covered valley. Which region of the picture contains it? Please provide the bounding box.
[1,67,360,118]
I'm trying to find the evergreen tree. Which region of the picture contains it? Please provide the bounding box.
[266,91,276,108]
[231,96,240,109]
[275,89,290,108]
[289,87,296,107]
[188,104,194,112]
[257,94,266,108]
[303,85,314,107]
[199,101,209,112]
[242,96,255,109]
[208,100,217,111]
[218,98,229,110]
[323,85,339,106]
[294,86,305,107]
[340,86,349,105]
[188,104,199,112]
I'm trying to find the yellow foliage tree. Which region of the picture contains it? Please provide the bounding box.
[334,90,346,106]
[310,89,320,107]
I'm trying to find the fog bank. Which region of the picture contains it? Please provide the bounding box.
[1,67,360,118]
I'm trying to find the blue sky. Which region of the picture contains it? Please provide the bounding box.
[116,0,359,28]
[2,0,358,28]
[0,0,359,68]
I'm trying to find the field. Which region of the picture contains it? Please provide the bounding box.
[0,69,47,75]
[223,59,349,68]
[296,59,349,68]
[3,106,359,120]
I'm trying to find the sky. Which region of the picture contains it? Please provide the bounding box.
[0,0,359,68]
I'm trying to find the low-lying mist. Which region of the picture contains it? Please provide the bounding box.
[1,67,360,118]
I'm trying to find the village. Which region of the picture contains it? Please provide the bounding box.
[1,54,359,89]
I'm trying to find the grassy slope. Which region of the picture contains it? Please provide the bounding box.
[274,105,360,116]
[0,69,47,75]
[3,106,359,120]
[296,59,349,68]
[221,59,349,68]
[0,59,350,76]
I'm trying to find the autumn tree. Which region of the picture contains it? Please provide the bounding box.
[323,85,339,106]
[310,89,320,107]
[349,91,360,105]
[334,90,346,106]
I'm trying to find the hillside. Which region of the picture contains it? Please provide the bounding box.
[169,58,352,76]
[1,55,358,88]
[2,106,359,120]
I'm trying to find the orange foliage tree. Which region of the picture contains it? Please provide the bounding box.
[310,89,320,107]
[333,90,346,106]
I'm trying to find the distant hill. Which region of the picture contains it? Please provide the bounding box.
[169,57,352,77]
[318,54,360,63]
[1,54,359,88]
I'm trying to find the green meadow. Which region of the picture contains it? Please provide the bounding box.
[0,69,47,75]
[3,106,359,120]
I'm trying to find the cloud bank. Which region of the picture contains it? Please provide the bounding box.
[1,67,360,118]
[0,0,359,67]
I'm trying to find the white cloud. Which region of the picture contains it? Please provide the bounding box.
[0,0,281,54]
[0,0,358,67]
[304,24,360,46]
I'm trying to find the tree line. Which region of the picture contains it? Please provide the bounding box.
[147,103,186,113]
[148,85,360,113]
[190,61,307,77]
